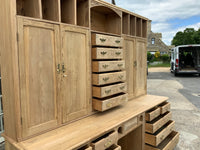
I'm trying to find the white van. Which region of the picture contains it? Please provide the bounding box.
[170,45,200,76]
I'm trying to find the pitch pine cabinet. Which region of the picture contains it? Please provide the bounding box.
[1,0,179,150]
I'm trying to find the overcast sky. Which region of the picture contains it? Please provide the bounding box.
[104,0,200,45]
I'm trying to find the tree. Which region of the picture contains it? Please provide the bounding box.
[155,51,160,58]
[171,28,200,46]
[147,52,153,61]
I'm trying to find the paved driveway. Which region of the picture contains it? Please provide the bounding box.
[148,67,200,150]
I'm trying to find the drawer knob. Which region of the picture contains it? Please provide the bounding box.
[118,75,124,79]
[139,115,143,121]
[104,140,112,148]
[115,52,121,55]
[100,38,106,42]
[118,64,123,67]
[102,64,109,68]
[115,40,121,43]
[101,51,107,55]
[120,86,125,90]
[103,77,109,82]
[105,89,111,94]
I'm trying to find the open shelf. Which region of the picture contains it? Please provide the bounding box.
[122,12,130,35]
[17,0,42,18]
[118,125,143,150]
[91,6,121,35]
[142,20,147,38]
[77,0,89,27]
[130,15,136,36]
[41,0,60,21]
[60,0,76,24]
[136,18,142,37]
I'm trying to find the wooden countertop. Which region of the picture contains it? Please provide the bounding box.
[5,95,168,150]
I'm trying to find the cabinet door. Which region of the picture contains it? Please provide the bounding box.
[61,26,91,123]
[124,37,136,99]
[135,39,147,97]
[18,18,60,138]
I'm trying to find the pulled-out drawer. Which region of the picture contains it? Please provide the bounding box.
[118,116,138,135]
[145,120,175,146]
[92,48,123,59]
[93,71,126,85]
[146,107,160,122]
[93,61,125,72]
[93,94,128,111]
[145,131,179,150]
[91,131,118,150]
[106,144,121,150]
[159,102,170,114]
[92,33,123,47]
[93,83,127,98]
[146,112,172,134]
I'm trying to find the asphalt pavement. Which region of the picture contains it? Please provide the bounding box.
[148,67,200,150]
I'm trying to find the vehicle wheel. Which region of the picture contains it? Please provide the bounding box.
[174,71,178,77]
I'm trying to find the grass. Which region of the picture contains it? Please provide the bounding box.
[148,62,170,68]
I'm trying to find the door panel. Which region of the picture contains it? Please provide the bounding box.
[18,18,60,138]
[61,26,91,123]
[135,39,147,97]
[124,38,136,99]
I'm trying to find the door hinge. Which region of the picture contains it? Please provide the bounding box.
[17,33,19,42]
[21,117,23,125]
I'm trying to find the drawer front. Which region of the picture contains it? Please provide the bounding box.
[85,146,92,150]
[146,112,172,134]
[145,131,179,150]
[146,107,160,122]
[93,61,125,72]
[107,144,121,150]
[91,131,118,150]
[93,83,127,98]
[145,120,175,146]
[93,71,126,85]
[160,102,170,114]
[93,94,128,111]
[119,116,138,134]
[92,34,123,47]
[92,48,123,59]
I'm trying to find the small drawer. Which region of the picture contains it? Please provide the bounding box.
[93,94,128,111]
[145,131,179,150]
[92,48,123,59]
[93,83,127,98]
[106,144,121,150]
[92,33,123,47]
[93,71,126,85]
[118,116,138,135]
[146,112,172,134]
[93,61,125,72]
[91,131,118,150]
[145,120,175,146]
[146,107,161,122]
[159,102,170,114]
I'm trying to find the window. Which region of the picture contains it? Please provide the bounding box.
[151,38,155,44]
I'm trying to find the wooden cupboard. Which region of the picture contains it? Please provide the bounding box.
[124,37,147,99]
[61,25,91,123]
[17,18,60,138]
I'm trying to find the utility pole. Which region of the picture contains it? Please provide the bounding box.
[112,0,116,5]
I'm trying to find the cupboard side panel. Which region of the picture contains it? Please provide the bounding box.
[0,0,20,141]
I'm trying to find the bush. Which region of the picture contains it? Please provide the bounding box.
[161,54,170,62]
[147,52,153,61]
[155,51,160,58]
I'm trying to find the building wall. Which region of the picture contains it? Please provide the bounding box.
[147,20,170,55]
